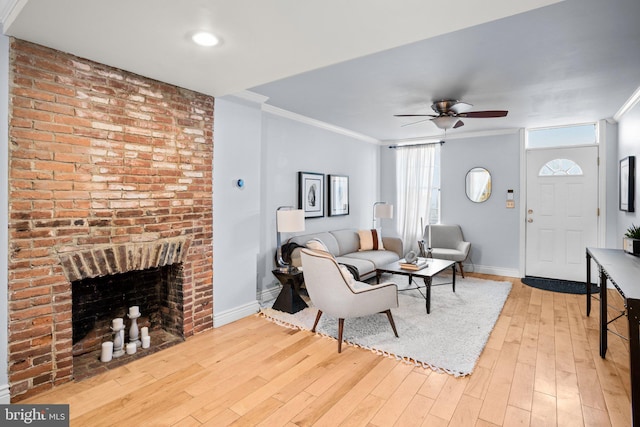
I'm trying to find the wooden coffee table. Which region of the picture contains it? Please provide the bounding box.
[376,258,456,314]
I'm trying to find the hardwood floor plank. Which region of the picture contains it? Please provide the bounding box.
[369,371,427,426]
[530,391,557,427]
[19,276,632,427]
[507,362,535,411]
[394,394,435,427]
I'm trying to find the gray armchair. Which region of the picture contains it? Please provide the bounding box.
[424,224,471,277]
[300,248,399,353]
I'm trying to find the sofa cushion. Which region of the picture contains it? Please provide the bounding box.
[330,229,361,255]
[341,249,399,269]
[335,256,376,278]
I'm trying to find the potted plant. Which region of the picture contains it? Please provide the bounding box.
[624,224,640,255]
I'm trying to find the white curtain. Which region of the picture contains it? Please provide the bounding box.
[395,144,436,253]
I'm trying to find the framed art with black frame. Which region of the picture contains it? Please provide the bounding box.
[620,156,635,212]
[298,172,324,218]
[328,174,349,216]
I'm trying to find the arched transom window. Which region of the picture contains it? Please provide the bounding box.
[538,158,583,176]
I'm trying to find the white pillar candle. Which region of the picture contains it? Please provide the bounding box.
[112,318,123,330]
[142,336,150,349]
[100,342,113,362]
[126,342,137,355]
[140,327,149,338]
[129,306,140,317]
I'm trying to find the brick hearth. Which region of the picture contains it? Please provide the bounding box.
[8,39,214,400]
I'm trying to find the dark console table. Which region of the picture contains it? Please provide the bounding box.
[271,268,307,314]
[586,247,640,425]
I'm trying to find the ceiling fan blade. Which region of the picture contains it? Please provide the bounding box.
[400,118,433,127]
[460,110,508,118]
[449,102,473,114]
[453,120,464,128]
[394,114,437,117]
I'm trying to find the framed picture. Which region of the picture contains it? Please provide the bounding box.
[298,172,324,218]
[328,175,349,216]
[620,156,635,212]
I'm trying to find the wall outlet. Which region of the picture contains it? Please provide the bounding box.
[506,200,515,209]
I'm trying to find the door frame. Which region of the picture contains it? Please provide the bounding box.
[518,121,609,278]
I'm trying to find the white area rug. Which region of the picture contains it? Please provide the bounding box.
[260,275,512,376]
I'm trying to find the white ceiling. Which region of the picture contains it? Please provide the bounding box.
[2,0,639,141]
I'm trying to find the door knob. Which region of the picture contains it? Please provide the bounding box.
[527,218,533,223]
[528,209,533,214]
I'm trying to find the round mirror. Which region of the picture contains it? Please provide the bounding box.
[465,167,491,203]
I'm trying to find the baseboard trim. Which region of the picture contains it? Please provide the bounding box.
[464,263,520,278]
[0,383,10,403]
[258,285,280,305]
[213,300,260,328]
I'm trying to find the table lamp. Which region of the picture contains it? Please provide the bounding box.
[372,202,393,228]
[276,206,305,271]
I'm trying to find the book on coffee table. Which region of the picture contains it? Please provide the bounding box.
[400,258,428,271]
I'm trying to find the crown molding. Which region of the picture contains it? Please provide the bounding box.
[261,103,380,145]
[385,127,519,145]
[613,85,640,122]
[228,90,270,105]
[0,0,26,31]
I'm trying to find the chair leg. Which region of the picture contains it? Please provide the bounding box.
[458,262,465,278]
[338,318,344,353]
[385,310,399,337]
[312,310,323,332]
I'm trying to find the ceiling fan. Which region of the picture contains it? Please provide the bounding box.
[395,100,508,130]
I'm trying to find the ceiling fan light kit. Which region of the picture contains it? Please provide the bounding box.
[432,115,461,130]
[395,99,508,130]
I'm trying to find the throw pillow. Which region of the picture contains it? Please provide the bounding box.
[357,229,385,251]
[306,238,330,254]
[339,265,356,286]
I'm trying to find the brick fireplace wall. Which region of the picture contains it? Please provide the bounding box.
[7,39,214,400]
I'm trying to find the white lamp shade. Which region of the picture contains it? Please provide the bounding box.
[277,209,305,232]
[432,116,460,130]
[374,203,393,219]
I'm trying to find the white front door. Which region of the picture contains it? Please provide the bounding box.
[525,146,598,281]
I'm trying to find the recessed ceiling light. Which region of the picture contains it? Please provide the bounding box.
[192,31,219,47]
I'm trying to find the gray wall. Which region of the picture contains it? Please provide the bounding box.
[212,97,381,323]
[440,132,521,275]
[258,111,381,294]
[380,132,521,276]
[617,101,640,241]
[212,97,263,326]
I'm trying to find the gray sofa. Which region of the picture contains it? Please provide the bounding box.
[288,229,403,280]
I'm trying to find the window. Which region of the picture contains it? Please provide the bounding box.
[539,159,583,176]
[395,142,440,251]
[527,123,598,149]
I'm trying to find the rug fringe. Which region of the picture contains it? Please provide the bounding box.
[258,311,468,378]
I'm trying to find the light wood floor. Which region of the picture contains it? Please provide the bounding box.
[24,274,632,426]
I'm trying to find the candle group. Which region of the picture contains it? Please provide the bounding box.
[112,318,123,330]
[101,342,113,362]
[126,342,136,355]
[103,308,152,362]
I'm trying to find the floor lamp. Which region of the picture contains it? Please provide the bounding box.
[372,202,393,229]
[276,206,305,271]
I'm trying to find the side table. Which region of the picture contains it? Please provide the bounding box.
[271,268,307,314]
